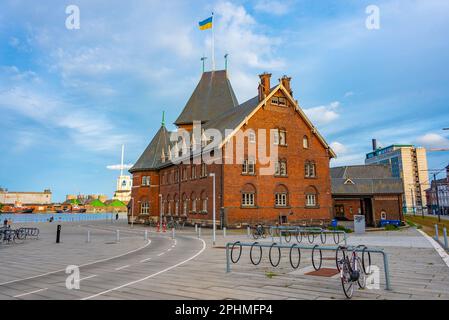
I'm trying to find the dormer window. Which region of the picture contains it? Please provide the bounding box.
[278,97,287,107]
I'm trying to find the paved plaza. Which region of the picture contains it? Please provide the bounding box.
[1,220,448,300]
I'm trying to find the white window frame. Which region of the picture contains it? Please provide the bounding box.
[306,194,317,207]
[248,159,255,175]
[249,132,256,143]
[275,193,287,207]
[241,192,255,207]
[303,136,309,149]
[140,201,150,214]
[279,130,286,146]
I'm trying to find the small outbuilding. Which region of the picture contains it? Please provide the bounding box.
[331,164,404,227]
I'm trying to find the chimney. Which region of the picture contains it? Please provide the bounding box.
[372,139,377,151]
[258,72,271,101]
[280,75,292,96]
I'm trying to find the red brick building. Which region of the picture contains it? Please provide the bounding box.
[331,165,404,226]
[129,70,336,227]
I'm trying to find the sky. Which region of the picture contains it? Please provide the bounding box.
[1,0,449,202]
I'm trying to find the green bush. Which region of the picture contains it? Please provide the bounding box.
[384,224,398,231]
[328,225,353,233]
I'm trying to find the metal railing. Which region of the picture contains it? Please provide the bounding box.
[225,241,392,290]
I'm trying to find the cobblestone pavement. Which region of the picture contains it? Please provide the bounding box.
[1,221,448,300]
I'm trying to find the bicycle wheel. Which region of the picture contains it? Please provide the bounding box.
[250,242,263,265]
[230,242,242,264]
[284,231,291,243]
[312,245,322,270]
[320,232,326,244]
[356,258,366,289]
[251,229,259,240]
[269,243,281,267]
[341,262,354,299]
[295,231,302,243]
[336,246,347,272]
[289,244,301,269]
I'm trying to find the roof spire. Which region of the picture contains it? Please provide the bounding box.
[161,111,165,127]
[224,53,229,71]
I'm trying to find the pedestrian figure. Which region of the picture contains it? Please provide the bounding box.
[116,213,119,221]
[3,218,7,227]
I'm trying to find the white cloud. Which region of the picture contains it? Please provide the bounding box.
[254,0,290,16]
[344,91,354,98]
[0,87,132,153]
[416,133,449,149]
[214,1,285,100]
[303,101,340,126]
[330,141,348,156]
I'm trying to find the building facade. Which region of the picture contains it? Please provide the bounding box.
[113,175,132,203]
[331,165,404,226]
[0,189,52,206]
[365,141,429,214]
[426,165,449,215]
[129,70,336,227]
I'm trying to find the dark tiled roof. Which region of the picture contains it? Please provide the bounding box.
[331,165,404,195]
[174,70,239,125]
[129,125,171,172]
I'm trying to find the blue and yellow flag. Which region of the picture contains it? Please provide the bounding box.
[198,16,213,30]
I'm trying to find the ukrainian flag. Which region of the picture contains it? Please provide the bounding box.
[198,16,213,30]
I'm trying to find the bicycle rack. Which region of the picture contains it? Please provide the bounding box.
[225,241,392,291]
[269,226,347,246]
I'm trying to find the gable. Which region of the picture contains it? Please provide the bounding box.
[218,84,336,158]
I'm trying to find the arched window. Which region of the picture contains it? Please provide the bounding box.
[167,195,172,215]
[305,186,318,207]
[241,184,256,207]
[182,193,188,216]
[190,192,197,213]
[174,194,179,216]
[274,184,289,207]
[200,191,208,214]
[140,201,150,214]
[305,161,316,178]
[303,135,309,149]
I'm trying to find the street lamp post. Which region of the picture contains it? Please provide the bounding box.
[210,173,216,246]
[433,173,441,222]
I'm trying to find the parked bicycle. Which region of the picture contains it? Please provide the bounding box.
[336,245,367,299]
[252,224,267,240]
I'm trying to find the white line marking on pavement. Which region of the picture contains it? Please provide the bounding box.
[417,229,449,267]
[80,275,97,281]
[14,288,48,298]
[140,257,152,263]
[0,240,152,286]
[81,238,207,300]
[167,248,172,252]
[157,252,165,256]
[115,265,130,271]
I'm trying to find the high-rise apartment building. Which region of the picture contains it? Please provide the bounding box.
[365,140,430,213]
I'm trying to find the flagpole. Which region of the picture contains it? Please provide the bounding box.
[211,12,215,71]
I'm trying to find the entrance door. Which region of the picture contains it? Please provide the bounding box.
[363,198,374,226]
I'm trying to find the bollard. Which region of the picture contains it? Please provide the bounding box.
[86,230,91,243]
[198,227,201,238]
[116,230,120,243]
[435,224,439,241]
[247,226,250,237]
[223,227,226,237]
[443,228,448,249]
[195,224,198,233]
[56,224,61,243]
[144,230,148,241]
[172,228,175,239]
